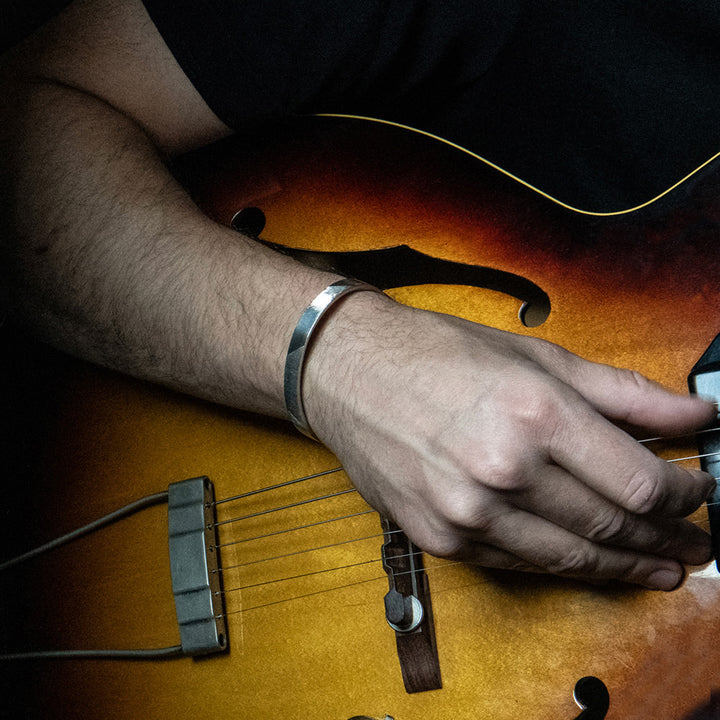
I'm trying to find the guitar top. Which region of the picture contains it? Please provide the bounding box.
[2,116,720,719]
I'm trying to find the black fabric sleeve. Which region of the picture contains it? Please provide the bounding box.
[142,0,720,211]
[2,0,72,53]
[140,0,519,130]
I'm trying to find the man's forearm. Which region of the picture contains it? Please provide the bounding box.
[0,77,339,417]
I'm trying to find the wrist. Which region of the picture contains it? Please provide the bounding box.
[298,287,401,445]
[283,278,386,439]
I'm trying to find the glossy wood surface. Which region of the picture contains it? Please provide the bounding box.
[3,117,720,719]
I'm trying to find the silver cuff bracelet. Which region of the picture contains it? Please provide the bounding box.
[284,278,383,440]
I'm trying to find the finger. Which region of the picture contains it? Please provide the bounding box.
[460,543,617,588]
[530,341,717,434]
[511,463,712,565]
[541,385,714,518]
[471,504,686,590]
[455,541,544,574]
[507,337,716,515]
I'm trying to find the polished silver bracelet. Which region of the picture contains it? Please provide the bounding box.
[284,278,383,440]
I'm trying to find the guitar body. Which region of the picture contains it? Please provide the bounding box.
[3,116,720,719]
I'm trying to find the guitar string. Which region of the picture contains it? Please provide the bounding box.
[217,553,396,595]
[213,508,376,550]
[219,536,720,618]
[214,546,442,611]
[218,559,465,616]
[208,441,720,603]
[213,503,718,604]
[214,504,718,606]
[213,488,357,528]
[220,572,386,615]
[212,466,344,506]
[213,493,716,584]
[209,447,720,552]
[214,438,720,527]
[213,508,720,618]
[666,450,720,464]
[213,503,717,582]
[214,528,402,573]
[637,425,720,445]
[208,427,720,506]
[3,429,716,657]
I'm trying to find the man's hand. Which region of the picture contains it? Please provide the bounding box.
[304,292,716,590]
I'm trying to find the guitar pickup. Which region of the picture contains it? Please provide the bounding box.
[688,332,720,571]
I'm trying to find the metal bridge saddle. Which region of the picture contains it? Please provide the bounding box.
[380,518,441,693]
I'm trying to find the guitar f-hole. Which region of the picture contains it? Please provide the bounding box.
[574,676,610,720]
[347,677,609,720]
[230,207,551,328]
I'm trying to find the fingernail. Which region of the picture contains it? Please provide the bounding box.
[707,479,719,501]
[690,539,713,564]
[680,542,713,566]
[645,566,684,591]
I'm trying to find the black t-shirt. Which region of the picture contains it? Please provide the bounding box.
[141,1,720,212]
[6,2,719,211]
[1,0,71,53]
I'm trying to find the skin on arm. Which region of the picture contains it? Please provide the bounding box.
[0,0,343,417]
[1,0,715,591]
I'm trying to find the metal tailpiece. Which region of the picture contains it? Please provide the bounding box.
[168,476,228,655]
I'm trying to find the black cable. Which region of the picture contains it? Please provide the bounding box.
[0,489,182,661]
[0,490,169,572]
[0,645,184,661]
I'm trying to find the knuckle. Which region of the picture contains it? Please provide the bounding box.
[421,531,467,559]
[468,454,527,493]
[513,384,563,435]
[548,546,598,577]
[509,382,572,453]
[607,368,655,422]
[438,493,495,534]
[481,462,527,493]
[531,336,575,372]
[610,366,651,390]
[622,368,655,392]
[489,367,565,436]
[621,466,663,514]
[470,545,537,573]
[586,506,634,544]
[647,531,676,558]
